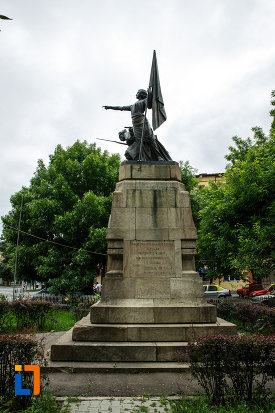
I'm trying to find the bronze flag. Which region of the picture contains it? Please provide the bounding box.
[149,50,167,130]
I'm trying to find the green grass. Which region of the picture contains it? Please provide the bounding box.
[221,318,264,335]
[43,308,89,331]
[44,309,77,331]
[170,396,275,413]
[0,391,69,413]
[0,308,87,333]
[1,394,274,413]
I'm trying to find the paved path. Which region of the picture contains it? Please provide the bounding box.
[59,396,173,412]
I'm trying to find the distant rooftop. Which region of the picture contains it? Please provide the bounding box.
[195,172,224,177]
[195,173,226,187]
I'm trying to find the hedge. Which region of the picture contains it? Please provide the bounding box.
[217,301,275,334]
[188,334,275,406]
[0,333,46,410]
[0,300,56,333]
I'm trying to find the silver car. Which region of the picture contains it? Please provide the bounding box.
[204,284,231,300]
[251,292,275,304]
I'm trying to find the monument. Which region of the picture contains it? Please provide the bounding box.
[50,51,236,364]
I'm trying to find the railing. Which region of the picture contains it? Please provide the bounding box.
[206,295,274,305]
[251,295,275,303]
[206,296,233,304]
[39,294,96,305]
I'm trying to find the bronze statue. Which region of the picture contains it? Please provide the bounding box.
[103,89,172,161]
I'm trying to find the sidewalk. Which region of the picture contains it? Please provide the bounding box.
[58,396,175,412]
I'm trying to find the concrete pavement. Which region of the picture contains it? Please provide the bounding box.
[58,396,174,412]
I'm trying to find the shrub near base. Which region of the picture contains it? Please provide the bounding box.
[0,333,47,410]
[188,334,275,405]
[0,300,55,333]
[217,301,275,334]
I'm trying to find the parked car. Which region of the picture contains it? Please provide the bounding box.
[31,287,94,301]
[251,291,275,304]
[236,282,263,298]
[251,283,275,297]
[31,288,53,300]
[204,284,231,300]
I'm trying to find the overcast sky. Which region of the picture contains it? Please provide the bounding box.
[1,0,275,234]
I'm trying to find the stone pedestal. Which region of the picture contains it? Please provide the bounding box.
[51,162,236,363]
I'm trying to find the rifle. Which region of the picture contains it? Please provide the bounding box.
[96,138,127,145]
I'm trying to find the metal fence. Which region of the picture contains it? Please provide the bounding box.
[251,295,275,304]
[206,297,233,304]
[40,294,96,305]
[206,295,275,305]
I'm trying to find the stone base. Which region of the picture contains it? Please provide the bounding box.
[90,303,217,324]
[75,315,236,342]
[50,316,237,363]
[50,163,238,366]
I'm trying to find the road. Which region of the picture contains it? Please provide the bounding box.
[0,286,36,300]
[1,285,240,302]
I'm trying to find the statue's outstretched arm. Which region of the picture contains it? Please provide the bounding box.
[103,105,131,111]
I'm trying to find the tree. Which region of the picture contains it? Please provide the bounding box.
[1,141,120,294]
[191,183,234,281]
[194,92,275,281]
[179,160,198,193]
[0,240,13,284]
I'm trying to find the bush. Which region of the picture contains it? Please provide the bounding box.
[188,334,275,406]
[0,391,64,413]
[217,301,275,334]
[23,391,62,413]
[0,300,56,333]
[12,300,55,331]
[0,295,100,334]
[0,300,11,332]
[65,293,100,323]
[216,301,237,320]
[188,335,228,404]
[261,297,275,307]
[0,333,47,410]
[225,335,275,402]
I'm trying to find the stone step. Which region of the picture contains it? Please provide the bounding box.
[50,330,189,362]
[90,304,217,324]
[42,360,190,373]
[73,316,237,342]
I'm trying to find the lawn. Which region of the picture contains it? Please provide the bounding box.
[170,396,275,413]
[44,309,82,331]
[0,306,89,333]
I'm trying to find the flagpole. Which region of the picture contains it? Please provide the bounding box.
[138,51,153,162]
[138,90,150,162]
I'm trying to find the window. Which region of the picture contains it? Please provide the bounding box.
[208,286,217,291]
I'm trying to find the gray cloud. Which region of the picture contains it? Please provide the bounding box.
[1,0,274,233]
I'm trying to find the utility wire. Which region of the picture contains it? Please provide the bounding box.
[4,224,107,256]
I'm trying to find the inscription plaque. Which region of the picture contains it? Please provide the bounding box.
[130,240,175,278]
